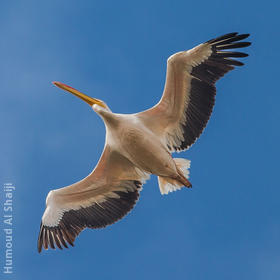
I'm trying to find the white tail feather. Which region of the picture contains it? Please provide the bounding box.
[158,158,191,195]
[174,158,191,179]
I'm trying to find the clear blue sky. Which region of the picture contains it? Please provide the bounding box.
[0,1,279,279]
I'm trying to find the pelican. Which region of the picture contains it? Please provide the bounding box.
[38,32,251,252]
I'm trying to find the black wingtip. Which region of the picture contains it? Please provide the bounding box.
[37,223,43,253]
[207,32,251,46]
[206,32,238,44]
[242,33,250,39]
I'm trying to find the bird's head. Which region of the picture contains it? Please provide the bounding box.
[52,81,111,114]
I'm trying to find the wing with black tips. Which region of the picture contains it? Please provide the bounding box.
[38,146,149,253]
[137,32,251,152]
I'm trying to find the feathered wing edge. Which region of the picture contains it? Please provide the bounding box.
[169,32,251,152]
[137,32,251,153]
[37,180,143,252]
[38,146,150,253]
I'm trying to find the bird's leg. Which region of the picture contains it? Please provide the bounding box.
[184,178,192,188]
[177,175,192,188]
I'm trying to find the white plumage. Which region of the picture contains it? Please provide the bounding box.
[38,32,250,252]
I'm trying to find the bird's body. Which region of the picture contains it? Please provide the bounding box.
[104,112,177,177]
[38,32,251,252]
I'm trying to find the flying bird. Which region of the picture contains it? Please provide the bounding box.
[38,32,251,252]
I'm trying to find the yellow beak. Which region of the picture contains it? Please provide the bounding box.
[52,81,106,108]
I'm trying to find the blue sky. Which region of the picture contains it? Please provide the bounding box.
[1,1,279,279]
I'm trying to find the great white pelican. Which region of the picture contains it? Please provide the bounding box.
[38,32,251,252]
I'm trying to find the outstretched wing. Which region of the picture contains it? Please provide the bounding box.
[137,32,251,152]
[38,146,149,253]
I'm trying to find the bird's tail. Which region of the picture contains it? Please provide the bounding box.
[158,158,192,195]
